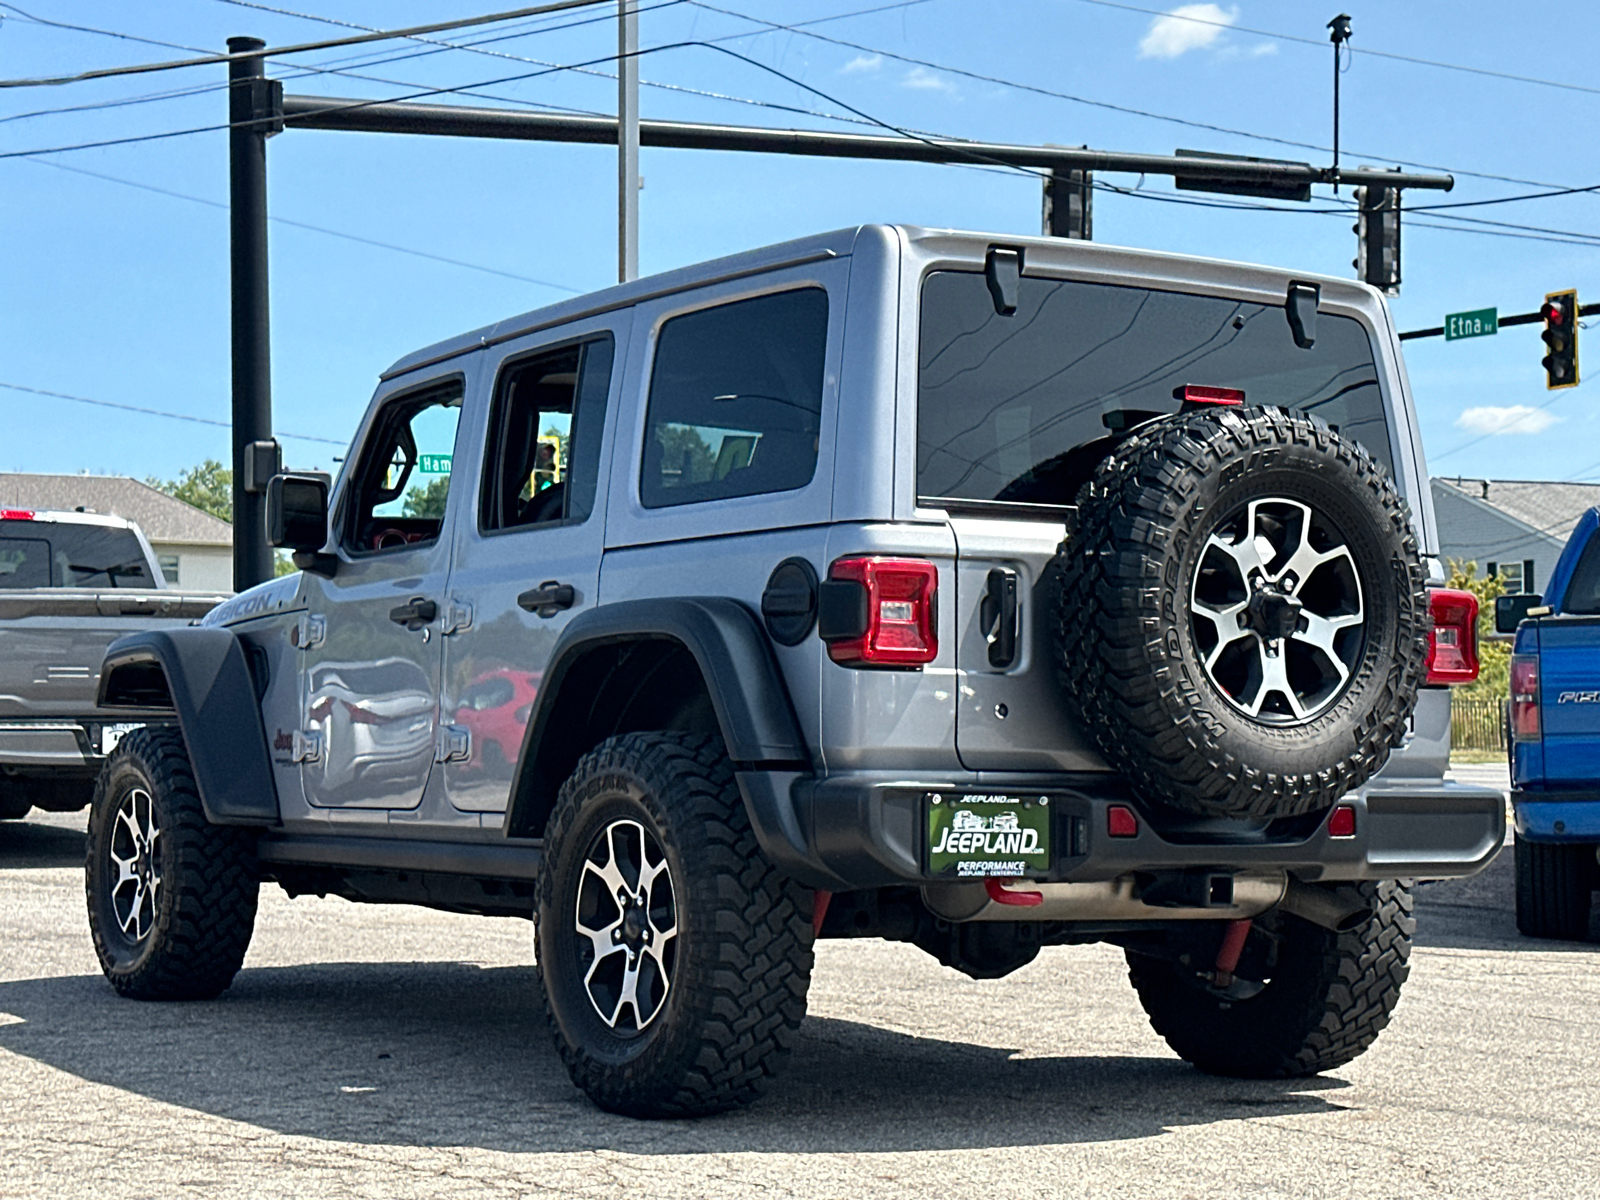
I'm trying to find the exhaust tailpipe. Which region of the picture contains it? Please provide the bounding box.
[1277,879,1371,932]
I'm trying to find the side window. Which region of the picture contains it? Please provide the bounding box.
[345,379,463,553]
[481,335,616,532]
[640,288,828,509]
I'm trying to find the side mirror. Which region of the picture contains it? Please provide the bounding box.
[267,474,336,577]
[1495,593,1548,634]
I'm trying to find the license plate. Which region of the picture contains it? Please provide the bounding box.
[101,723,142,755]
[926,792,1052,878]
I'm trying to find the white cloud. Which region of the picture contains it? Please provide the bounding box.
[1138,3,1239,59]
[902,65,957,93]
[839,53,881,74]
[1455,405,1563,436]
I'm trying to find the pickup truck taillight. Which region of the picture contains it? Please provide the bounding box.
[1511,654,1541,741]
[820,557,939,667]
[1425,587,1479,685]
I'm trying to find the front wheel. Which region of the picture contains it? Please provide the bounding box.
[85,727,260,1000]
[536,732,813,1118]
[1126,879,1413,1077]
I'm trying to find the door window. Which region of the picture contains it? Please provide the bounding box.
[345,380,464,553]
[639,288,828,509]
[481,336,615,532]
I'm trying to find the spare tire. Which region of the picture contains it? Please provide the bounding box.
[1054,406,1427,821]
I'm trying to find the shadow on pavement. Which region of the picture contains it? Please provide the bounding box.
[0,962,1350,1154]
[0,818,85,871]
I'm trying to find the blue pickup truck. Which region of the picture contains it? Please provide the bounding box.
[1498,506,1600,940]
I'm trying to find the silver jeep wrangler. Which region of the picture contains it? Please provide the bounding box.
[86,226,1504,1117]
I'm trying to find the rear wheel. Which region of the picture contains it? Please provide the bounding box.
[85,727,259,1000]
[536,731,813,1118]
[1126,880,1413,1077]
[1515,837,1594,941]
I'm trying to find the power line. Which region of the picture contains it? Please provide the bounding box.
[1067,0,1600,100]
[0,382,344,445]
[0,0,610,88]
[28,159,586,292]
[687,0,1592,197]
[1428,393,1573,465]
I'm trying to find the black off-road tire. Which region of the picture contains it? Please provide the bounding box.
[1515,837,1595,941]
[1127,879,1413,1078]
[85,727,260,1000]
[536,731,813,1118]
[0,789,31,821]
[1056,407,1428,821]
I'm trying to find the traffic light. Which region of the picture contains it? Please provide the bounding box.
[1354,184,1401,295]
[1541,289,1579,390]
[1042,166,1092,239]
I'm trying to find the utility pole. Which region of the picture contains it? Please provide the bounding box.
[618,0,639,283]
[227,37,281,591]
[1328,14,1351,194]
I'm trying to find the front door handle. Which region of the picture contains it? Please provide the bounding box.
[389,597,438,631]
[517,580,576,618]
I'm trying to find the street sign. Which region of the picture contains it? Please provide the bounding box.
[418,454,452,473]
[1445,307,1498,341]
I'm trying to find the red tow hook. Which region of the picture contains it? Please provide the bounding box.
[985,877,1044,907]
[812,889,832,938]
[1211,918,1253,989]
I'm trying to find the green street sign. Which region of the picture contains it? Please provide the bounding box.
[1445,307,1499,341]
[418,453,452,473]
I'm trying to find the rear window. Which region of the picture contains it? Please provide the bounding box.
[916,272,1392,508]
[0,521,153,588]
[1562,537,1600,615]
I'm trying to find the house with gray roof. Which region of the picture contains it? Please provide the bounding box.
[0,473,232,591]
[1431,477,1600,596]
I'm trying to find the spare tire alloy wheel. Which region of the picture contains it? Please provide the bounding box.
[1055,408,1428,821]
[1192,497,1365,723]
[573,818,678,1034]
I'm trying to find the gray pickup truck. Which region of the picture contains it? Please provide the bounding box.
[0,508,224,820]
[84,226,1504,1118]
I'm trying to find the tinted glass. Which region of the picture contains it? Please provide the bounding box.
[1563,537,1600,615]
[641,288,828,509]
[917,272,1392,505]
[482,335,614,531]
[0,523,151,588]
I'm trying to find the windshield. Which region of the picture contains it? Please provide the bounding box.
[0,521,154,589]
[916,271,1392,506]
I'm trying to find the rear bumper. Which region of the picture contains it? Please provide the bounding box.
[1512,791,1600,842]
[739,770,1506,892]
[0,721,96,768]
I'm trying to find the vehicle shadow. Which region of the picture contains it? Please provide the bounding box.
[1413,838,1600,949]
[0,816,86,870]
[0,963,1351,1155]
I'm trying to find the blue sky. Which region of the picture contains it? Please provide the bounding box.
[3,0,1599,485]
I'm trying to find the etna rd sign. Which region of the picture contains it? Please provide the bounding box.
[1445,307,1499,341]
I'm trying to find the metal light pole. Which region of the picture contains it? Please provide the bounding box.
[1328,14,1351,195]
[228,37,276,591]
[618,0,639,282]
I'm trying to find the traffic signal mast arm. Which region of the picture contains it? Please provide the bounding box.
[1399,301,1600,341]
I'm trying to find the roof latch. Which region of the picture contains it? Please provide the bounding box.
[1286,280,1320,349]
[985,247,1023,316]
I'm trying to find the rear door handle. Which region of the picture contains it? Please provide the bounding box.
[980,568,1019,669]
[517,580,576,618]
[388,597,437,630]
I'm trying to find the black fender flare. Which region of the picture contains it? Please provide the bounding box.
[98,627,281,827]
[505,597,825,878]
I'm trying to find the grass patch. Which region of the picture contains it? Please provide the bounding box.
[1450,749,1508,765]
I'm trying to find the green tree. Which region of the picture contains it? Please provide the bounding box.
[146,459,233,523]
[655,424,716,485]
[402,476,450,519]
[1444,559,1508,702]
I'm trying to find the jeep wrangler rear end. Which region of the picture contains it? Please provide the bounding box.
[86,225,1503,1118]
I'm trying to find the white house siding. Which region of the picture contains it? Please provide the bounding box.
[150,542,233,592]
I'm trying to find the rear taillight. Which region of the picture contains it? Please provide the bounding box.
[819,557,938,667]
[1426,587,1479,685]
[0,509,35,521]
[1511,654,1541,741]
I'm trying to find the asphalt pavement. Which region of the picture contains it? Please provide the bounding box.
[3,763,1596,1199]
